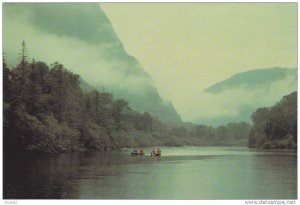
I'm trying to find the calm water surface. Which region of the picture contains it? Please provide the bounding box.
[4,147,297,199]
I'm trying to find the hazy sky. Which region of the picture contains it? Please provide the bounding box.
[3,3,297,123]
[101,3,297,121]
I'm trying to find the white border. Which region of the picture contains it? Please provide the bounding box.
[0,1,298,205]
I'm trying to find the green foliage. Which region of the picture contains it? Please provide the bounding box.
[171,122,251,146]
[4,43,253,154]
[248,91,297,149]
[3,43,173,153]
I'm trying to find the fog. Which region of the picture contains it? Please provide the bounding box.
[3,3,297,124]
[180,72,296,124]
[102,3,297,123]
[3,3,153,96]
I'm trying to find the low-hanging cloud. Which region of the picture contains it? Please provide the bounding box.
[179,72,297,124]
[3,3,185,124]
[3,3,296,125]
[3,3,154,97]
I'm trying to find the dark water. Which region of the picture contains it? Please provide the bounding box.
[4,147,297,199]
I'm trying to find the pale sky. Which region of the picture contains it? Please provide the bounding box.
[101,3,297,121]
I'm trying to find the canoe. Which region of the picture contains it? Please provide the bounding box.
[151,152,161,156]
[131,150,144,155]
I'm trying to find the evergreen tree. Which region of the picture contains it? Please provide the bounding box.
[19,40,28,68]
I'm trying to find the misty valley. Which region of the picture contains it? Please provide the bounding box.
[3,42,297,200]
[3,3,297,200]
[4,42,297,153]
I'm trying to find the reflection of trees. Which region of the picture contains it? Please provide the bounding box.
[4,150,136,199]
[4,153,80,198]
[249,152,297,199]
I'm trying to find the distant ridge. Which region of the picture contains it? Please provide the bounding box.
[204,67,297,94]
[198,67,297,126]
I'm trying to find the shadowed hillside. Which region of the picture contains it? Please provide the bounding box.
[3,3,182,125]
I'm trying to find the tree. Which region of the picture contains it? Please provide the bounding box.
[19,40,28,68]
[112,99,129,130]
[248,91,297,149]
[3,52,11,102]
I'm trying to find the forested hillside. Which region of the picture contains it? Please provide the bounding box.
[3,3,182,125]
[3,46,253,154]
[3,49,171,153]
[248,91,297,149]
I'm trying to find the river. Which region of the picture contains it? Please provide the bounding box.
[3,146,297,199]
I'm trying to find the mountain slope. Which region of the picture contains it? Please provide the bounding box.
[199,67,297,126]
[3,3,182,124]
[205,67,297,93]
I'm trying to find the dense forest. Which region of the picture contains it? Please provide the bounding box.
[3,42,252,154]
[248,91,297,149]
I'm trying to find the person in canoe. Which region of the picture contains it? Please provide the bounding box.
[151,147,156,156]
[140,147,145,155]
[157,147,161,156]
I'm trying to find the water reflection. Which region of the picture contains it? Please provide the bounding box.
[3,147,297,199]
